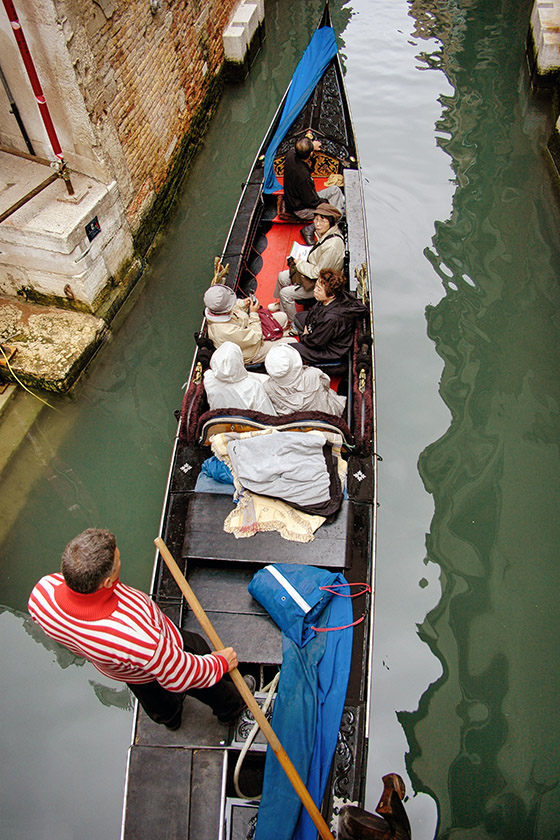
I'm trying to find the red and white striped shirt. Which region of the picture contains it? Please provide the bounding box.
[28,574,227,692]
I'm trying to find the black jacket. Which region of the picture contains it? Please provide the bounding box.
[290,291,367,365]
[283,149,320,213]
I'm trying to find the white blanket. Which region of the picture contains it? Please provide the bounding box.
[226,431,330,506]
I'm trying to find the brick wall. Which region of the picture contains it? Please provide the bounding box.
[55,0,238,229]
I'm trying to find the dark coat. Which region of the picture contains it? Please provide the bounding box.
[290,291,367,365]
[283,148,321,213]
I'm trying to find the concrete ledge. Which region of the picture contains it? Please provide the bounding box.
[0,153,135,309]
[223,0,265,81]
[529,0,560,81]
[0,298,107,393]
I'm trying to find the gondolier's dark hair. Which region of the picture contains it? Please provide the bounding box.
[295,137,314,159]
[61,528,117,593]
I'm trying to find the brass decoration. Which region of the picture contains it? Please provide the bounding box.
[358,368,367,394]
[354,262,369,307]
[211,256,229,285]
[274,157,286,177]
[193,362,203,385]
[273,152,339,179]
[310,153,340,177]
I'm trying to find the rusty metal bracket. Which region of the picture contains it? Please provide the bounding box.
[0,145,75,223]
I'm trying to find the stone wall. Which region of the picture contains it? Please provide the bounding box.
[0,0,240,313]
[528,0,560,186]
[53,0,239,229]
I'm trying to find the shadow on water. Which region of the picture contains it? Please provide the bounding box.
[398,0,560,837]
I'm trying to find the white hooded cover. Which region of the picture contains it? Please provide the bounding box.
[263,344,346,416]
[204,342,276,415]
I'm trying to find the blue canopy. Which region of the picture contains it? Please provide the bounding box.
[263,25,338,194]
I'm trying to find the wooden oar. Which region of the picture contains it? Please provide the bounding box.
[154,537,335,840]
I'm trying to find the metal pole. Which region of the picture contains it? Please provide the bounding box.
[0,62,35,155]
[2,0,74,195]
[0,172,58,224]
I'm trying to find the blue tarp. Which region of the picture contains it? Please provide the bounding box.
[249,564,353,840]
[263,25,338,194]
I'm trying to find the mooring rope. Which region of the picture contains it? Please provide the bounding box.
[0,343,59,412]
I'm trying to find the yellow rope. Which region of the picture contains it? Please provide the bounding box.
[0,344,60,413]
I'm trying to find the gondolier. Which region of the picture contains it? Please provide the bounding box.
[28,528,247,730]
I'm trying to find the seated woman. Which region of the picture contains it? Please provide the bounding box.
[264,344,346,417]
[290,268,368,365]
[204,342,277,415]
[269,203,345,323]
[204,285,290,364]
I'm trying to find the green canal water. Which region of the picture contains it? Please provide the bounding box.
[1,0,559,837]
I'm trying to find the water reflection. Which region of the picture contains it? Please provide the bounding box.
[401,0,560,837]
[0,607,132,839]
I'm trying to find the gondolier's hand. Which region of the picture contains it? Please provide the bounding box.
[214,646,239,672]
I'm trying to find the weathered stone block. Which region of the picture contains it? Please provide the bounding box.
[0,299,107,392]
[530,0,560,74]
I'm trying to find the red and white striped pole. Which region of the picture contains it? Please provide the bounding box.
[2,0,74,193]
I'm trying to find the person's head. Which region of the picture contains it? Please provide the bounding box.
[264,344,303,388]
[209,341,247,383]
[312,203,341,236]
[295,137,314,160]
[315,268,346,303]
[203,285,237,320]
[61,528,119,594]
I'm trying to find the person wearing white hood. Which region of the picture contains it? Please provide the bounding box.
[263,344,346,417]
[204,342,277,415]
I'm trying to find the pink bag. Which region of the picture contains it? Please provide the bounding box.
[258,308,284,341]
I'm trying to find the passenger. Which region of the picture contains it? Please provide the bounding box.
[264,344,346,417]
[204,285,290,364]
[269,203,345,324]
[204,342,277,415]
[28,528,249,730]
[290,268,368,366]
[283,136,345,243]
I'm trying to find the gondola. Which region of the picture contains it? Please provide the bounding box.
[121,4,377,839]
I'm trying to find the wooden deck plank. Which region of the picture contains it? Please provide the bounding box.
[181,494,351,568]
[123,746,191,839]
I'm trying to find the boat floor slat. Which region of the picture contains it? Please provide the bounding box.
[123,744,193,839]
[183,609,281,665]
[124,746,225,839]
[182,494,351,567]
[135,694,234,748]
[181,565,269,615]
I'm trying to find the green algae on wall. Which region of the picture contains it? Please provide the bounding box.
[132,71,225,258]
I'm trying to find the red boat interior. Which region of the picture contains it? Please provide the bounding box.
[247,175,330,309]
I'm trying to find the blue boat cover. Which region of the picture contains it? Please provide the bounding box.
[263,25,338,194]
[201,455,234,484]
[249,564,353,840]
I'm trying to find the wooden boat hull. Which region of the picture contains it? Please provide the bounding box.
[122,6,377,839]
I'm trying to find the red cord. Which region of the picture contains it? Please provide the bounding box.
[311,582,371,632]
